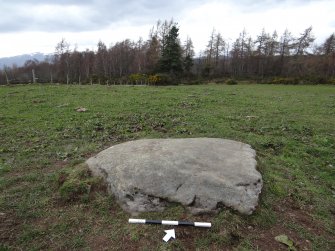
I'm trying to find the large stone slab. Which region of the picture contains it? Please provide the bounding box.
[86,138,262,215]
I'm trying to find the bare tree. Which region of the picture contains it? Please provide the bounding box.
[3,66,10,85]
[204,29,225,77]
[214,33,225,68]
[205,29,216,65]
[183,36,195,74]
[82,49,95,84]
[133,38,146,73]
[146,35,161,73]
[279,29,295,75]
[70,46,84,84]
[95,41,108,84]
[294,26,315,56]
[255,29,271,77]
[321,33,335,77]
[230,29,252,77]
[289,27,316,77]
[44,55,54,84]
[55,38,71,84]
[322,33,335,54]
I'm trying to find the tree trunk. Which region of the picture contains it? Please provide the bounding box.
[50,71,53,84]
[4,70,9,85]
[32,69,37,84]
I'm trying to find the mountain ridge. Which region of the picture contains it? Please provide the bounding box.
[0,53,49,68]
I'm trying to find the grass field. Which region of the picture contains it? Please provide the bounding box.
[0,84,334,250]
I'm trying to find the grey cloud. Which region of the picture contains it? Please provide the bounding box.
[8,0,93,5]
[228,0,325,12]
[0,0,206,33]
[220,0,331,14]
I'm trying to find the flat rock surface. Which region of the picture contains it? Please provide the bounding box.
[86,138,262,215]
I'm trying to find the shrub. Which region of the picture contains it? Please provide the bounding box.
[128,74,147,85]
[214,79,225,84]
[270,78,299,85]
[148,73,174,85]
[181,79,202,85]
[269,77,333,85]
[226,79,238,85]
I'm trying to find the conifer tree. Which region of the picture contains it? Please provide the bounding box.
[183,37,194,74]
[159,25,183,76]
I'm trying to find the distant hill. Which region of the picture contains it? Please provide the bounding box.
[0,53,49,68]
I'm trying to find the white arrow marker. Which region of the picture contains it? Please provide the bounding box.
[163,229,175,242]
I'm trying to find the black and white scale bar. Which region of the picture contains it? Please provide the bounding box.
[129,219,211,228]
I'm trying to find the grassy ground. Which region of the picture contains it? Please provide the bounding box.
[0,84,334,250]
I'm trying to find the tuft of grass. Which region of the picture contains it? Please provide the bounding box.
[0,161,11,176]
[57,163,105,202]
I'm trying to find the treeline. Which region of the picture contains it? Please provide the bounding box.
[1,20,335,85]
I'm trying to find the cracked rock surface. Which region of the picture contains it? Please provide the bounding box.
[86,138,262,215]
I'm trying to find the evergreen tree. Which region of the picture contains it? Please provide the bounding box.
[159,25,183,76]
[183,37,194,74]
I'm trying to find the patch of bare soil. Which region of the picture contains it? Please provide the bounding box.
[0,212,21,246]
[252,224,312,251]
[251,198,334,251]
[87,235,113,251]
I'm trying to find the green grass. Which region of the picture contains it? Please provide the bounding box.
[0,84,334,250]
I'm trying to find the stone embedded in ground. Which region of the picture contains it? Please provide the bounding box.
[86,138,262,215]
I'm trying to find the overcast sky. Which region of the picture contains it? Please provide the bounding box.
[0,0,334,57]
